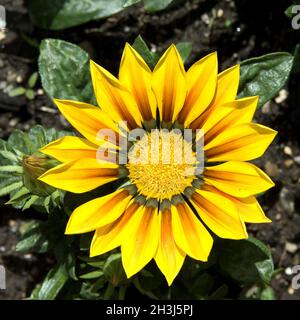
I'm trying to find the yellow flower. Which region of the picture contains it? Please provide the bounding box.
[39,43,277,285]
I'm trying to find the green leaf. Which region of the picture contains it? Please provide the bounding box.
[132,35,159,70]
[103,253,127,286]
[8,87,26,97]
[39,39,95,104]
[22,195,39,210]
[79,282,103,300]
[176,42,192,63]
[7,130,34,155]
[54,239,77,280]
[218,237,274,285]
[0,181,23,197]
[103,282,115,300]
[292,44,300,74]
[0,175,21,192]
[132,276,159,299]
[79,256,106,268]
[16,221,51,253]
[29,126,46,145]
[80,270,104,280]
[6,187,30,205]
[250,238,274,284]
[0,150,20,163]
[144,0,174,12]
[0,165,23,173]
[31,264,68,300]
[260,286,275,300]
[189,273,214,298]
[25,89,35,100]
[124,0,141,7]
[28,72,39,88]
[238,52,294,107]
[29,0,130,30]
[16,211,66,253]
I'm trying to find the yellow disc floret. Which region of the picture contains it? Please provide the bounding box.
[126,129,197,200]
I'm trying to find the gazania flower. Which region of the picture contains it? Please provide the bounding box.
[39,43,277,285]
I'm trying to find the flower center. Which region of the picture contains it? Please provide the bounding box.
[126,129,197,200]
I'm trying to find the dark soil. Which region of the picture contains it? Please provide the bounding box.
[0,0,300,300]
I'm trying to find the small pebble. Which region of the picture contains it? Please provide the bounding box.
[284,159,294,168]
[24,254,33,260]
[123,26,130,33]
[288,287,295,295]
[217,9,224,18]
[40,106,57,114]
[284,146,293,156]
[150,45,157,53]
[16,75,23,83]
[279,187,295,215]
[8,220,17,227]
[3,84,13,94]
[6,71,17,83]
[275,213,281,220]
[262,102,271,114]
[0,80,6,90]
[285,267,293,275]
[285,242,298,254]
[275,89,288,104]
[9,118,18,127]
[265,161,279,177]
[294,156,300,164]
[0,30,6,41]
[201,14,210,25]
[37,88,44,95]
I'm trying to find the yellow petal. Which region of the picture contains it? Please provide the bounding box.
[154,209,185,286]
[202,96,258,144]
[121,206,159,278]
[191,189,248,239]
[190,64,240,129]
[53,99,119,146]
[65,189,132,234]
[234,196,271,223]
[40,136,98,162]
[90,60,142,129]
[171,202,213,261]
[202,184,271,223]
[204,123,277,162]
[119,43,156,121]
[204,161,274,197]
[152,44,187,122]
[38,158,119,193]
[177,52,217,126]
[90,201,140,257]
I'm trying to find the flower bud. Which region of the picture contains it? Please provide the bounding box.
[22,153,57,196]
